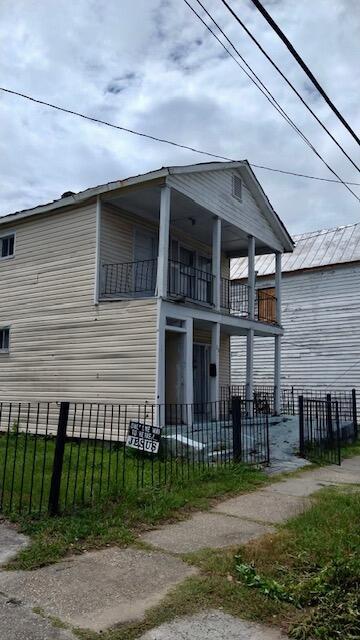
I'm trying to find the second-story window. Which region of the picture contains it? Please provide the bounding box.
[0,233,15,259]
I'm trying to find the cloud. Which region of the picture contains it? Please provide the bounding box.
[0,0,359,233]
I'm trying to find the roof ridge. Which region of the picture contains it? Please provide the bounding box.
[294,221,360,242]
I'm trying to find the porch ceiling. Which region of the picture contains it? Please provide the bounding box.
[104,186,274,258]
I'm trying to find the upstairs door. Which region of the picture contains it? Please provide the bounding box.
[134,230,158,295]
[179,247,195,299]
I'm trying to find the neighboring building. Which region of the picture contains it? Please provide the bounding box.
[0,161,293,417]
[231,222,360,394]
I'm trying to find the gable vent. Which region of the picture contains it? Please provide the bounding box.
[232,175,242,201]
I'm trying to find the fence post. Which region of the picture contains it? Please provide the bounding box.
[232,396,242,463]
[326,393,333,441]
[48,402,69,516]
[352,389,358,440]
[299,395,304,456]
[335,400,341,465]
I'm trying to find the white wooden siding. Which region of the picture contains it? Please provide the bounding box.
[167,169,283,251]
[0,204,158,407]
[231,264,360,394]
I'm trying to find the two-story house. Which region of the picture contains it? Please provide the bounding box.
[0,161,293,421]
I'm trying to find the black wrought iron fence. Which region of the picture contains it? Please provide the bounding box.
[299,396,342,465]
[0,398,269,517]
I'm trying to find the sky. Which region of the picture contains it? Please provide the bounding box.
[0,0,359,234]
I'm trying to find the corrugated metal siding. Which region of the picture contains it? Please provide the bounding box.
[168,169,283,251]
[231,222,360,279]
[231,264,360,394]
[0,204,158,405]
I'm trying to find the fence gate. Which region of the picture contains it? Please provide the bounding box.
[299,395,341,465]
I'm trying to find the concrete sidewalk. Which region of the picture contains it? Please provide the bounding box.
[0,456,358,638]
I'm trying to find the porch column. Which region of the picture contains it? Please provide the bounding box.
[210,322,220,403]
[155,302,166,426]
[184,317,194,406]
[246,235,256,403]
[156,186,171,298]
[274,252,282,415]
[94,196,102,305]
[212,217,221,310]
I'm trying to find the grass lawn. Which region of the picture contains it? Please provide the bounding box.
[5,462,267,571]
[95,486,360,640]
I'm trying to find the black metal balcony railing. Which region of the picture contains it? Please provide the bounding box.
[221,279,249,317]
[102,259,157,297]
[101,261,277,325]
[168,259,214,305]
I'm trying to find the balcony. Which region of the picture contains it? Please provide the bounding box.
[101,260,277,324]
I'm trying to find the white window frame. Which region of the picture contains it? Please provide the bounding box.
[0,231,16,261]
[0,327,10,353]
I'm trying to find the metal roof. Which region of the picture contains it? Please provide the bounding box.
[231,222,360,279]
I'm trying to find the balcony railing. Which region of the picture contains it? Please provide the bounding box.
[168,259,214,305]
[101,261,277,324]
[101,259,157,297]
[221,279,249,317]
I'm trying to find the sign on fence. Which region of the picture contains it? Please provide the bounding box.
[126,421,161,454]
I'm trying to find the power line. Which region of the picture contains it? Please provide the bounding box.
[248,0,360,147]
[201,0,360,176]
[217,0,360,201]
[185,0,318,155]
[186,0,360,203]
[1,86,359,187]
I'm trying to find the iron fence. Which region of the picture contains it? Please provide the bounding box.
[299,396,342,465]
[0,398,269,517]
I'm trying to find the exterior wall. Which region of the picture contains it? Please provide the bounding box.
[231,263,360,394]
[167,169,283,251]
[0,203,158,406]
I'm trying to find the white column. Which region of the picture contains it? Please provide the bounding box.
[155,302,166,425]
[210,322,220,403]
[274,252,282,415]
[246,235,256,403]
[212,217,221,310]
[184,317,194,406]
[247,235,256,319]
[93,196,102,305]
[156,186,171,298]
[246,329,254,403]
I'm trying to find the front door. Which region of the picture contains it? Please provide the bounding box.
[193,343,210,414]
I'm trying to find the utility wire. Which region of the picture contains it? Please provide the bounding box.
[217,0,360,201]
[185,0,316,154]
[248,0,360,147]
[1,86,359,187]
[199,0,360,175]
[187,0,360,203]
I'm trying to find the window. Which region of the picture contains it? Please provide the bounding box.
[257,287,276,323]
[0,233,15,259]
[0,328,10,352]
[232,175,242,202]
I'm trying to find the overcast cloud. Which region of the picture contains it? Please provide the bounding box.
[0,0,359,233]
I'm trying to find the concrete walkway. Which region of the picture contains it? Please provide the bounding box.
[0,456,359,638]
